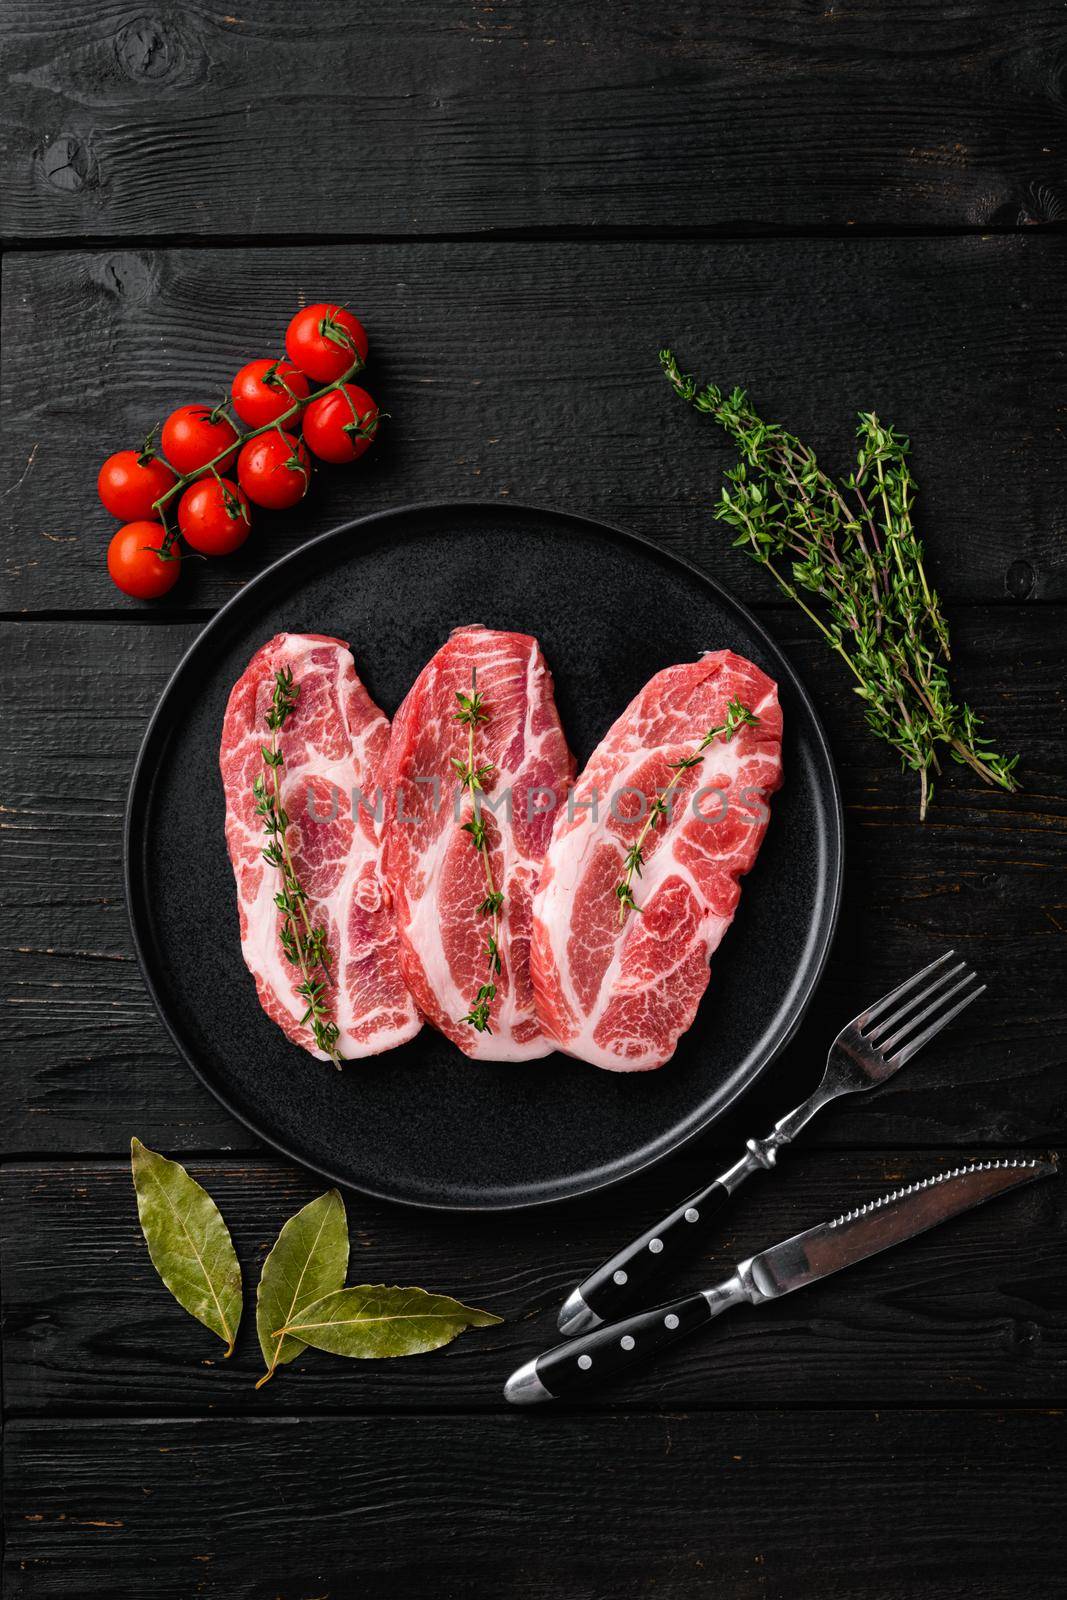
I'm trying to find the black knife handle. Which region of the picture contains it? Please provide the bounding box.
[536,1291,713,1398]
[573,1177,732,1326]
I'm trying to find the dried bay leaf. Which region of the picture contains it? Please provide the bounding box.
[278,1284,502,1358]
[130,1137,242,1356]
[255,1188,349,1388]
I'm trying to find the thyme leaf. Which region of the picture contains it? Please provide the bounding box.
[455,667,505,1033]
[614,698,758,923]
[254,666,341,1063]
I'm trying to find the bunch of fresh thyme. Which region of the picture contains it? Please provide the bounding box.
[452,669,505,1033]
[253,666,341,1063]
[660,349,1019,819]
[615,698,758,922]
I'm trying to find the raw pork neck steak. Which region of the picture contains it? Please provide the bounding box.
[383,625,576,1060]
[221,633,420,1061]
[531,651,783,1071]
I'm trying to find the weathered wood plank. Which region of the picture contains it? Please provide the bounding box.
[2,611,1064,1156]
[4,1410,1062,1598]
[2,2,1065,240]
[2,1151,1061,1416]
[2,236,1065,614]
[0,621,237,1148]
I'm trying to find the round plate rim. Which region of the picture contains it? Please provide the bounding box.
[124,498,844,1212]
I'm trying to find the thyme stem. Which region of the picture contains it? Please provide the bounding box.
[253,667,342,1065]
[615,698,758,922]
[452,668,505,1033]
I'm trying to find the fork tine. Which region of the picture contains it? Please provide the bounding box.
[877,971,978,1053]
[888,982,986,1068]
[866,960,968,1045]
[856,951,955,1031]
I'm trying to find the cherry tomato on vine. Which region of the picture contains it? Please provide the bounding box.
[107,522,181,600]
[177,477,251,555]
[302,385,379,465]
[161,404,239,474]
[285,304,369,384]
[237,430,311,510]
[230,358,310,430]
[97,446,177,522]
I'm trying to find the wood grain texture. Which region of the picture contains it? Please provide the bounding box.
[3,612,1063,1156]
[3,236,1066,614]
[2,1,1066,240]
[5,1410,1063,1599]
[2,1152,1061,1416]
[2,5,1065,1593]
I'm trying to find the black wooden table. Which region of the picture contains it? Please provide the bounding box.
[2,5,1065,1596]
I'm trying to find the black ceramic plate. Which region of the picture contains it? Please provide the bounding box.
[126,502,842,1211]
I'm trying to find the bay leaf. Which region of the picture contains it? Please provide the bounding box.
[130,1137,242,1357]
[278,1284,503,1358]
[255,1188,349,1388]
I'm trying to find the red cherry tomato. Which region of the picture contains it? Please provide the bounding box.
[230,358,310,429]
[97,448,177,522]
[285,304,369,384]
[302,385,379,464]
[237,430,311,510]
[107,522,181,600]
[177,477,251,555]
[161,404,239,474]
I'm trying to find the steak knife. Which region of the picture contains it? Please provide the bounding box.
[505,1155,1056,1404]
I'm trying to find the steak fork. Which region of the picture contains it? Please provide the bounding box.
[558,950,986,1336]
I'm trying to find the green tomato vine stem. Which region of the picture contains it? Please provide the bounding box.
[151,335,368,556]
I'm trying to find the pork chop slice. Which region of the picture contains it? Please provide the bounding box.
[382,624,576,1060]
[220,632,420,1061]
[531,650,782,1070]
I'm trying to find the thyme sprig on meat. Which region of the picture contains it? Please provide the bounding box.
[615,698,758,923]
[452,669,505,1033]
[253,666,341,1064]
[660,349,1020,819]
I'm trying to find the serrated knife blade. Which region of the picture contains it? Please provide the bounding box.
[745,1156,1057,1301]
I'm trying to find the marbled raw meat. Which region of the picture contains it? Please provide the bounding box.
[382,625,576,1060]
[220,632,420,1061]
[531,651,782,1070]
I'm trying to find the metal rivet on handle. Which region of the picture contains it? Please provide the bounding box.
[613,1269,628,1285]
[620,1335,635,1350]
[684,1208,699,1223]
[649,1238,664,1254]
[577,1354,592,1371]
[664,1313,680,1330]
